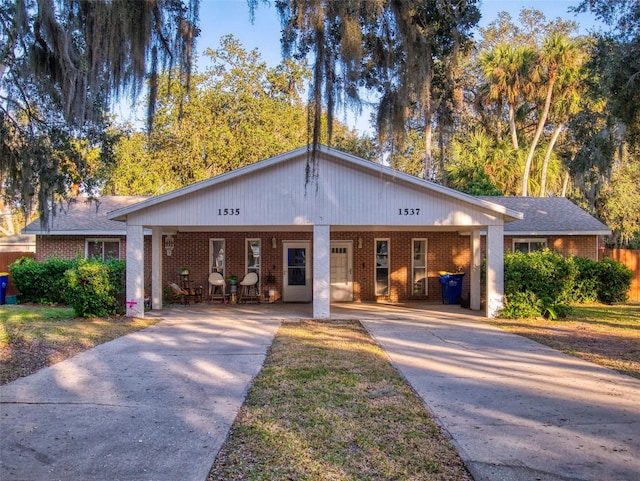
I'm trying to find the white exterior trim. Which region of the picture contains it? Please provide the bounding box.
[506,230,610,236]
[313,225,331,319]
[486,225,504,317]
[125,224,145,318]
[470,230,482,311]
[151,227,163,310]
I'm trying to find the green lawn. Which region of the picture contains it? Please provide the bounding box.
[0,304,159,384]
[487,303,640,378]
[208,320,473,481]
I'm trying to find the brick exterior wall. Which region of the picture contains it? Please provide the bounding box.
[37,231,472,303]
[332,231,470,303]
[35,233,152,274]
[36,231,600,304]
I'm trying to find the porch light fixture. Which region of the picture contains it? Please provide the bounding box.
[358,238,363,249]
[165,235,175,256]
[272,237,277,248]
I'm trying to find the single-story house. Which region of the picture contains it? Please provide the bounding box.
[23,145,610,318]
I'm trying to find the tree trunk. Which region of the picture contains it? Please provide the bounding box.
[521,75,557,196]
[561,170,570,197]
[424,116,433,180]
[438,123,448,186]
[538,122,563,196]
[508,103,519,150]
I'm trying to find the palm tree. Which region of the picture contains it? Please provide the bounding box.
[521,34,578,196]
[479,43,536,150]
[538,58,585,196]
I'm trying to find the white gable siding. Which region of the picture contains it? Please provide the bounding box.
[125,152,504,228]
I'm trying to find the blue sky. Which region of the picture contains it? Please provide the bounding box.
[118,1,603,131]
[198,0,602,66]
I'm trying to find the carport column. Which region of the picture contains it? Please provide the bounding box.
[126,224,145,318]
[470,229,481,311]
[313,224,331,319]
[151,227,163,310]
[485,224,504,317]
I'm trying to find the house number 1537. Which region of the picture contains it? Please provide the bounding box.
[399,208,420,215]
[218,208,240,215]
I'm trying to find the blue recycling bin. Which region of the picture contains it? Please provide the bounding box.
[439,272,465,305]
[0,272,8,305]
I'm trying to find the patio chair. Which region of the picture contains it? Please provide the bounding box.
[168,282,189,305]
[208,272,226,303]
[238,272,259,303]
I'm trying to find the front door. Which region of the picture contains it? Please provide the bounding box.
[282,241,312,302]
[331,241,353,301]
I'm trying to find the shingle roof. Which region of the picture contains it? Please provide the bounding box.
[22,196,148,234]
[479,196,610,235]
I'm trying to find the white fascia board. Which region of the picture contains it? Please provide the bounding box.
[506,230,612,236]
[28,229,153,236]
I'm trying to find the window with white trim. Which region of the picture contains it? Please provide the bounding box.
[513,238,547,253]
[86,238,120,260]
[412,238,427,295]
[246,238,261,289]
[375,239,389,296]
[210,239,226,278]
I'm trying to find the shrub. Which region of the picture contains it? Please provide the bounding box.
[502,250,577,319]
[9,257,78,304]
[501,291,542,319]
[596,258,632,304]
[64,259,122,317]
[502,250,633,318]
[104,258,126,308]
[571,257,600,304]
[504,250,577,304]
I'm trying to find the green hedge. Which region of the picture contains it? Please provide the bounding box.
[9,257,78,304]
[9,257,126,317]
[502,250,632,319]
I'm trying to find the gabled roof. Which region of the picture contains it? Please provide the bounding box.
[22,196,149,235]
[108,145,523,224]
[479,196,611,235]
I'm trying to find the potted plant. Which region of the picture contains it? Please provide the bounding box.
[263,271,276,301]
[179,267,189,276]
[227,275,237,285]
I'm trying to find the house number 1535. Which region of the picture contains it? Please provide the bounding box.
[399,208,420,215]
[218,208,240,215]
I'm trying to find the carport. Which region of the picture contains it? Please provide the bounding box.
[108,145,522,319]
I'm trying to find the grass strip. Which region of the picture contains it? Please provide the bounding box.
[208,320,471,481]
[0,304,159,385]
[486,303,640,379]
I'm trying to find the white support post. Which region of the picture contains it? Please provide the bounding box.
[470,229,481,311]
[151,227,163,310]
[126,224,145,318]
[486,224,504,317]
[313,224,331,319]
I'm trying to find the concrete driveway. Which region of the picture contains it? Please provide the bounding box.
[356,306,640,481]
[2,302,639,481]
[0,305,283,481]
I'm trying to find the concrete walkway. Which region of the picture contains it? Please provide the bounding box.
[357,307,640,481]
[2,302,639,481]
